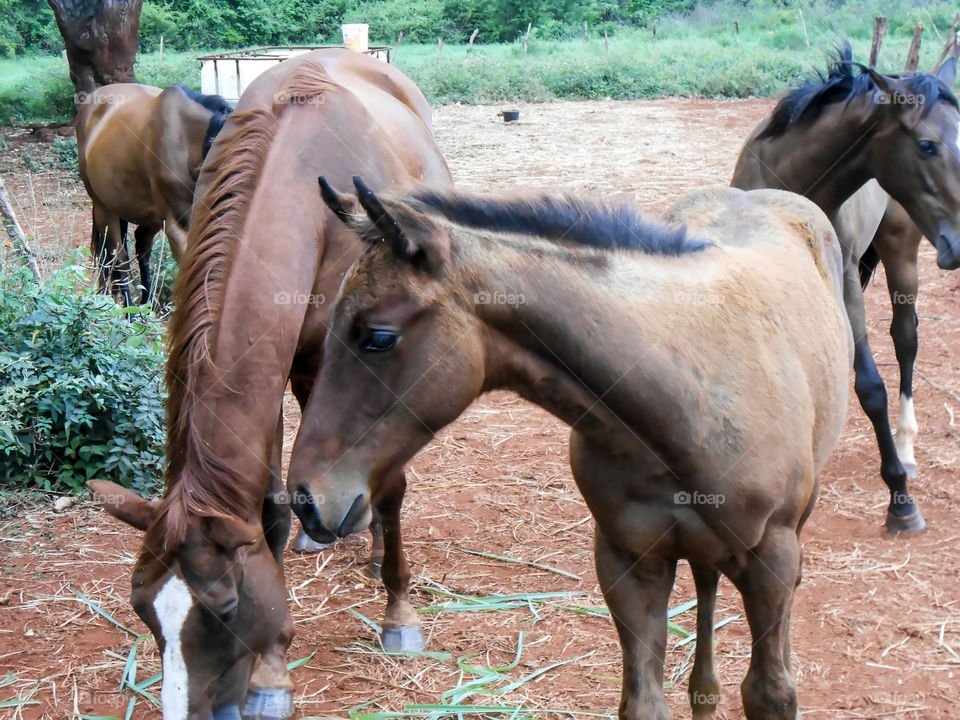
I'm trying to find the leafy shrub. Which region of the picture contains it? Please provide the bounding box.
[52,136,78,179]
[0,252,166,495]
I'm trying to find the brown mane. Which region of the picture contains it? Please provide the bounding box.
[153,61,341,556]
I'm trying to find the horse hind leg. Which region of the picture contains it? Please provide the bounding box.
[688,561,721,720]
[134,225,159,306]
[728,526,802,720]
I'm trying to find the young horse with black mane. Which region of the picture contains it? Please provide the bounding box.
[732,43,960,533]
[291,178,852,720]
[76,83,233,305]
[89,50,452,720]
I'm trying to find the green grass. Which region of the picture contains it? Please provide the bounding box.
[1,0,959,122]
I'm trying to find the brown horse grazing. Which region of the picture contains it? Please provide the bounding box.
[731,43,960,533]
[76,83,232,305]
[292,179,852,720]
[89,50,451,719]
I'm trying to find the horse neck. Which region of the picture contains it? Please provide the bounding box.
[456,239,699,454]
[737,96,881,216]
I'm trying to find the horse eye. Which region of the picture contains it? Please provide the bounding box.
[361,329,399,353]
[917,139,938,156]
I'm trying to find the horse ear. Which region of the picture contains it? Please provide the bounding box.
[318,177,356,225]
[88,480,159,532]
[937,57,957,88]
[206,516,261,552]
[351,176,425,262]
[865,66,895,103]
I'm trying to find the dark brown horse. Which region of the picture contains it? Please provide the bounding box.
[91,50,451,719]
[731,44,960,533]
[293,179,852,720]
[76,83,232,305]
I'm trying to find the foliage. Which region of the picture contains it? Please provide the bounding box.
[0,251,167,495]
[52,136,78,179]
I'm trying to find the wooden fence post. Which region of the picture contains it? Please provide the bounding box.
[905,22,922,72]
[437,37,444,66]
[467,28,479,58]
[932,13,960,71]
[0,178,43,286]
[798,9,809,48]
[523,23,532,53]
[870,16,888,68]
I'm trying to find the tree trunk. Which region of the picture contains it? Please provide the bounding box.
[46,0,143,101]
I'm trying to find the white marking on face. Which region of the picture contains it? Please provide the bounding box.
[154,575,193,720]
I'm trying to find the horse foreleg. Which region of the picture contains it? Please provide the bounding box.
[595,528,675,720]
[376,472,422,652]
[263,415,292,564]
[874,225,922,479]
[688,561,720,720]
[134,225,158,306]
[105,219,133,307]
[243,594,294,720]
[90,207,110,292]
[844,264,924,533]
[728,526,801,720]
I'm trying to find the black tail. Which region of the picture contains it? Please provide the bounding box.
[859,242,881,288]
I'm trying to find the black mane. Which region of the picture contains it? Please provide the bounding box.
[173,84,234,158]
[410,190,712,256]
[759,41,959,140]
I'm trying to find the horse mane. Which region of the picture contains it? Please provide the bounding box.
[758,40,959,140]
[408,190,712,256]
[173,83,235,158]
[157,61,340,553]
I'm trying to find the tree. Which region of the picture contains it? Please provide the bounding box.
[46,0,143,99]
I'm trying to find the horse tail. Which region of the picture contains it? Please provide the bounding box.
[858,242,881,289]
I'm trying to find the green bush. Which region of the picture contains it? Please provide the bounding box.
[0,252,166,495]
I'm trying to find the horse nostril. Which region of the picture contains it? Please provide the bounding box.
[217,597,239,622]
[337,493,368,538]
[292,484,338,544]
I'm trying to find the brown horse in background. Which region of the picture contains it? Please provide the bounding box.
[731,43,960,534]
[90,49,451,720]
[76,83,232,305]
[294,180,851,720]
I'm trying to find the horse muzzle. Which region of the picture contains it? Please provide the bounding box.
[291,483,372,543]
[935,232,960,270]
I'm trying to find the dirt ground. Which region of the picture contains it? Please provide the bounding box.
[1,97,959,720]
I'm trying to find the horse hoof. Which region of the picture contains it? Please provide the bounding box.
[213,705,242,720]
[367,558,383,580]
[292,529,332,554]
[902,461,918,479]
[241,688,295,720]
[380,625,425,653]
[885,509,926,535]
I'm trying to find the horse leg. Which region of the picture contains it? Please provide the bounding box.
[368,508,385,579]
[843,264,923,533]
[874,227,922,479]
[377,472,423,652]
[107,219,133,307]
[243,599,295,720]
[263,415,292,564]
[688,561,720,720]
[595,527,675,720]
[90,206,110,292]
[728,527,801,720]
[134,225,158,306]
